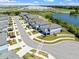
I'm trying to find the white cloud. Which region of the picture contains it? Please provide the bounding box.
[33,1,39,3]
[44,0,54,2]
[0,0,16,2]
[0,2,38,5]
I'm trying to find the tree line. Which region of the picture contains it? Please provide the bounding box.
[0,11,21,15]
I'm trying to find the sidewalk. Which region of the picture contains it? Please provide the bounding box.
[35,37,75,43]
[8,41,25,50]
[16,46,32,57]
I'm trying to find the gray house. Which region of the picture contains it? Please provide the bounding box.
[39,23,62,35]
[20,13,62,35]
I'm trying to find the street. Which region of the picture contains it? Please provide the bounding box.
[13,16,79,59]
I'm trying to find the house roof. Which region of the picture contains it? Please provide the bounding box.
[20,13,62,32]
[40,23,61,31]
[27,15,48,25]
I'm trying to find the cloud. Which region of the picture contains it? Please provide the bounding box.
[33,1,39,3]
[0,0,16,2]
[0,2,38,5]
[44,0,54,2]
[0,0,40,5]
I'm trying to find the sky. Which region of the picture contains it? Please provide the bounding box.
[0,0,79,5]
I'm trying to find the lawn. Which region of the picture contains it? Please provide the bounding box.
[30,49,37,53]
[16,31,20,35]
[34,37,73,44]
[12,48,21,53]
[7,39,17,45]
[31,30,39,34]
[30,49,48,57]
[33,38,42,42]
[44,39,72,44]
[75,37,79,41]
[38,35,60,41]
[27,32,32,35]
[38,51,48,57]
[23,53,43,59]
[57,31,71,34]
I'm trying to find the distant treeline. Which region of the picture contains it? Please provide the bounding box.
[0,11,21,15]
[46,5,79,9]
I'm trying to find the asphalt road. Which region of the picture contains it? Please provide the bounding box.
[13,16,79,59]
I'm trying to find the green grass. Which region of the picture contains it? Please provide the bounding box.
[33,38,73,44]
[27,32,32,35]
[7,39,17,45]
[31,30,39,34]
[12,48,21,53]
[23,53,43,59]
[33,38,42,42]
[38,51,48,57]
[30,49,37,53]
[25,27,28,30]
[44,39,73,44]
[38,35,60,41]
[16,31,20,35]
[57,31,72,34]
[75,37,79,41]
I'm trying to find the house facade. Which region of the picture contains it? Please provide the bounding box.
[20,13,62,35]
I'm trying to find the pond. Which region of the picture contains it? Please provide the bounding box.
[53,13,79,26]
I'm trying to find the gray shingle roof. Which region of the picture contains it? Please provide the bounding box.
[21,13,62,33]
[39,23,61,32]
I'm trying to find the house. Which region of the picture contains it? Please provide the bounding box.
[0,15,22,59]
[26,15,49,29]
[20,13,62,35]
[39,23,62,35]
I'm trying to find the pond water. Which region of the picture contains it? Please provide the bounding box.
[53,13,79,26]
